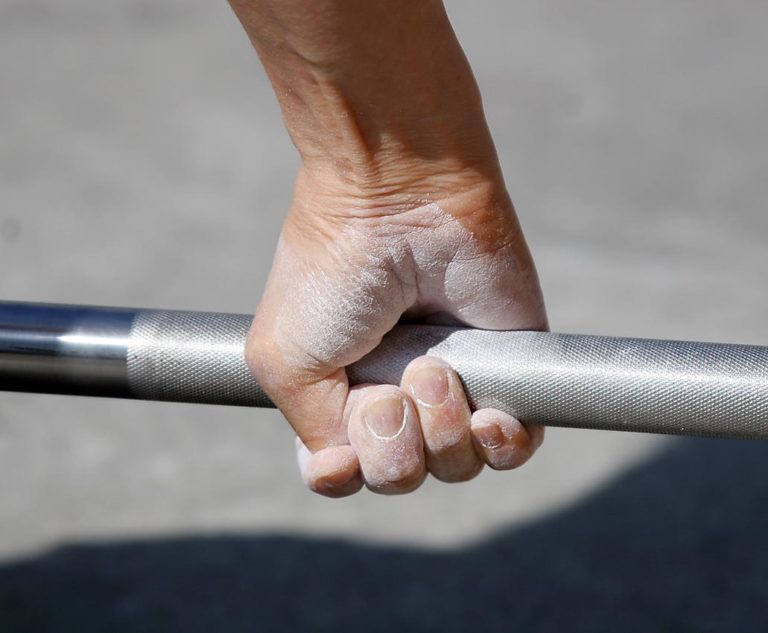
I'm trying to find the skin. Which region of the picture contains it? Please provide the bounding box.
[229,0,548,496]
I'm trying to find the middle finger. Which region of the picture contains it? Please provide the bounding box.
[401,356,483,483]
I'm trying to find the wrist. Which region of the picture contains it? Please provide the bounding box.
[293,84,502,197]
[279,47,499,192]
[232,0,501,193]
[294,157,508,217]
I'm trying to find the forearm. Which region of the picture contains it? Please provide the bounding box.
[229,0,502,199]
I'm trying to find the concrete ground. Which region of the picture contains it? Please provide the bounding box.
[1,1,767,631]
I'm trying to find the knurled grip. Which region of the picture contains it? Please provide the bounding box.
[128,311,270,407]
[126,310,768,440]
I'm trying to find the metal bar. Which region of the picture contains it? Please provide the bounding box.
[0,302,135,397]
[2,301,768,440]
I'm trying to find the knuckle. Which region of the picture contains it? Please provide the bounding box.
[244,324,304,400]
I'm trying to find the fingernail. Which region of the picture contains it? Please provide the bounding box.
[363,395,406,439]
[409,366,450,407]
[317,468,356,491]
[474,422,505,450]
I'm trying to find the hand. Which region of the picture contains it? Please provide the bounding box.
[246,167,547,496]
[230,0,548,496]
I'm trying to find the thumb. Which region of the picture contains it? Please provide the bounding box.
[247,296,361,496]
[246,234,406,496]
[247,308,350,452]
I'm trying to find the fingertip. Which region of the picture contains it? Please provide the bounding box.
[296,439,363,498]
[527,423,546,450]
[470,409,539,471]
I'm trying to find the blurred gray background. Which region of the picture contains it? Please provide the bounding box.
[1,1,767,631]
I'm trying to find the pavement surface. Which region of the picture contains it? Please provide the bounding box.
[1,1,767,631]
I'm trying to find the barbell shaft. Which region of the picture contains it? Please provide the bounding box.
[1,301,767,440]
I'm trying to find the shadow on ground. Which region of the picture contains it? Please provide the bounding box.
[1,438,767,632]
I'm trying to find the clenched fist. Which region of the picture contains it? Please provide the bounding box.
[230,0,548,496]
[247,169,547,496]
